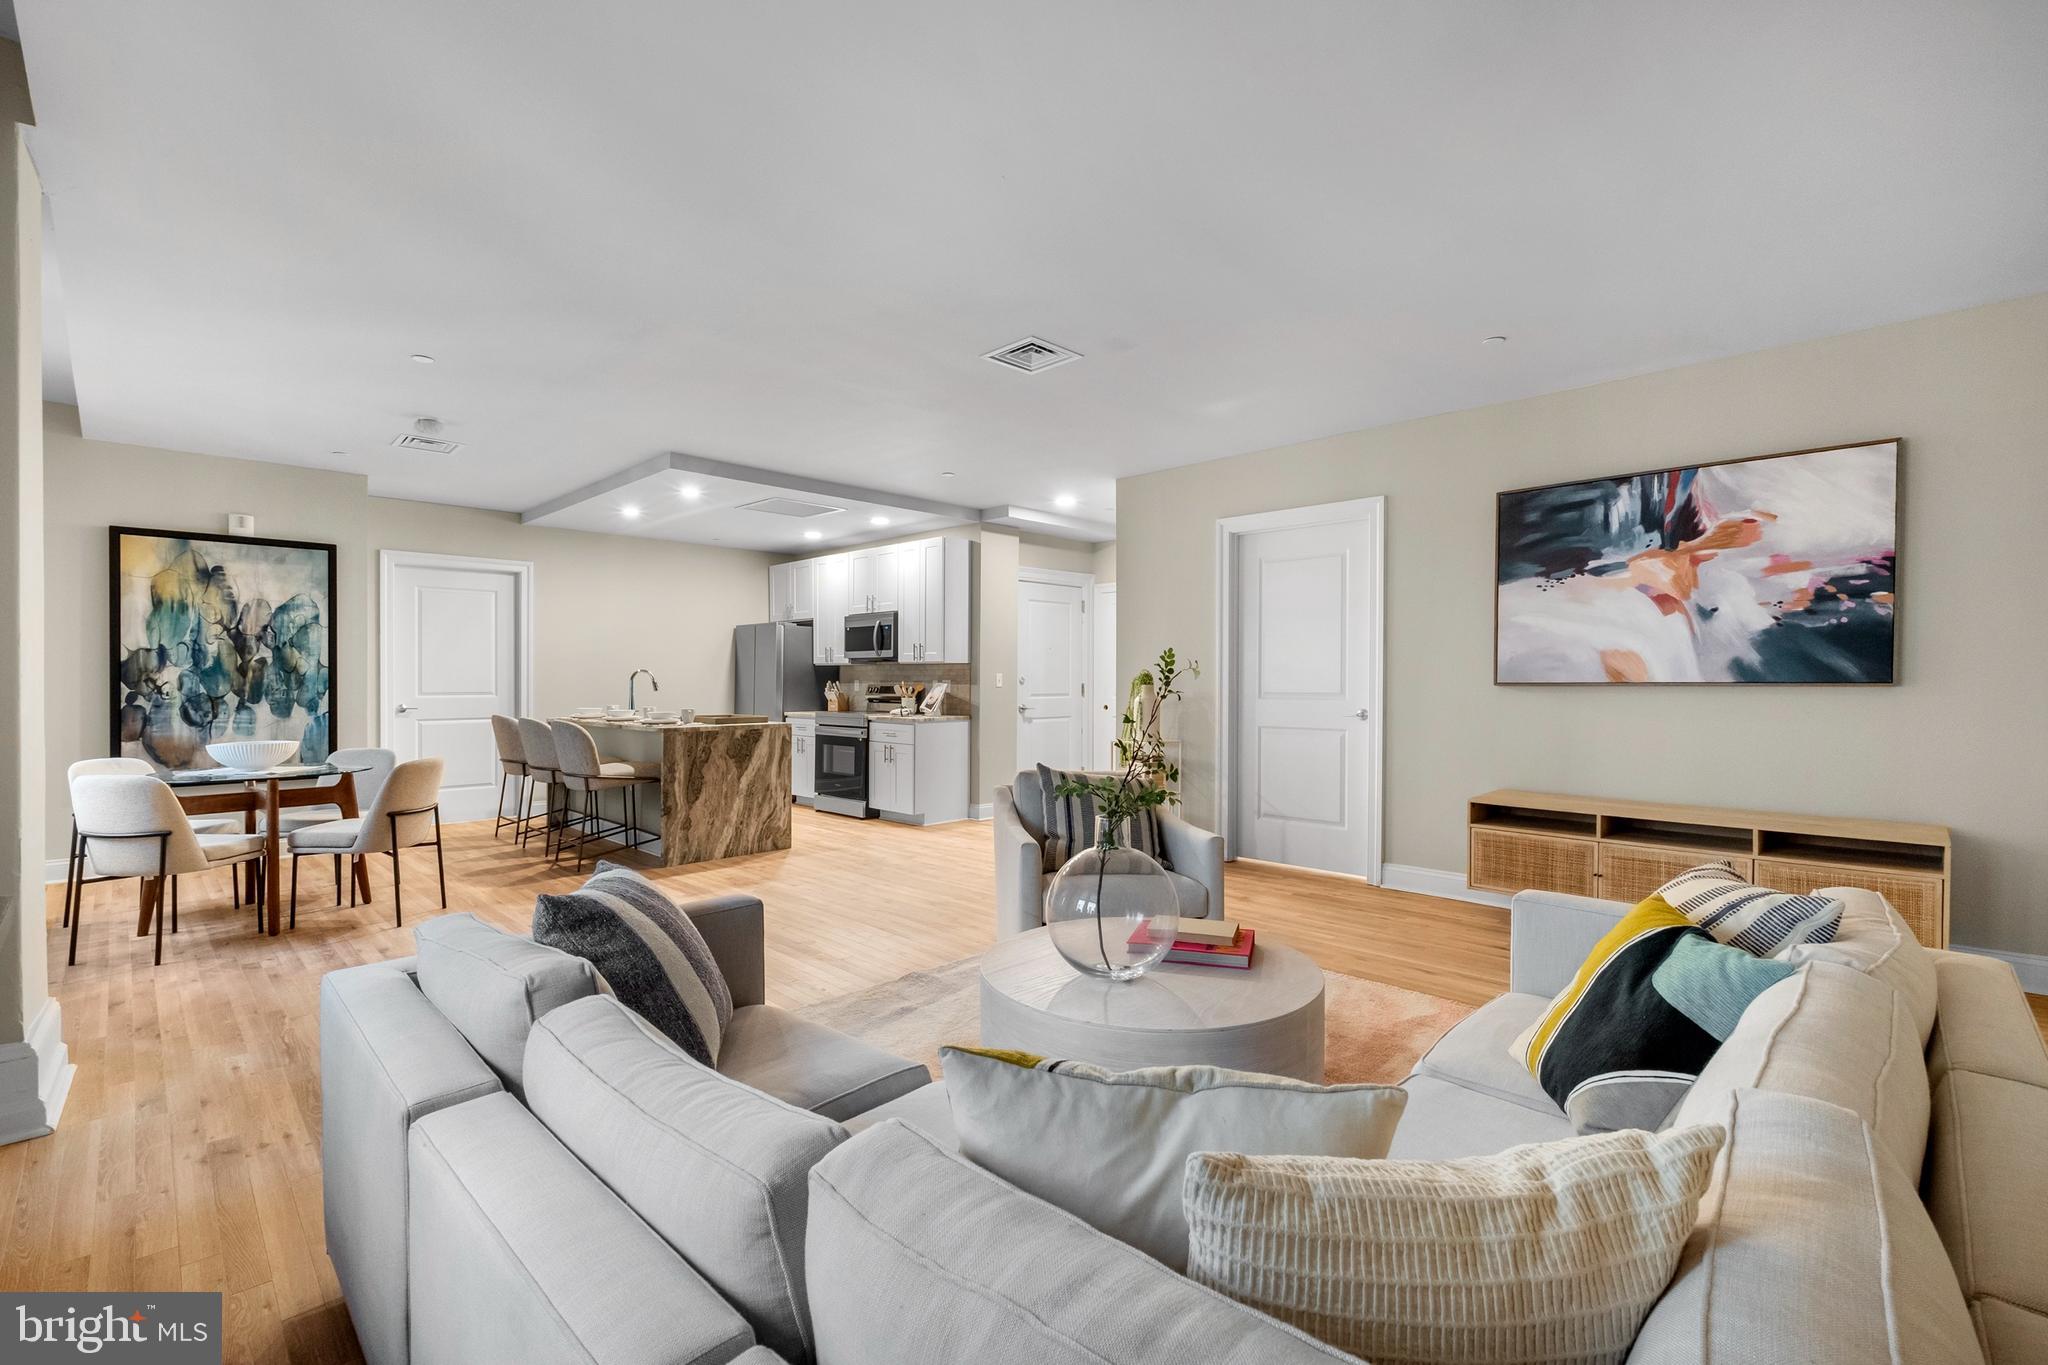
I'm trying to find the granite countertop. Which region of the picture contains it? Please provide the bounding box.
[561,715,784,731]
[787,710,965,723]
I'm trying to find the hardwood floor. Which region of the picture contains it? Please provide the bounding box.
[6,805,2040,1362]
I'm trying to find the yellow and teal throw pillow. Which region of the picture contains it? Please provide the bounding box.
[1515,897,1795,1134]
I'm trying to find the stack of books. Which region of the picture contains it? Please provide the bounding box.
[1129,917,1255,969]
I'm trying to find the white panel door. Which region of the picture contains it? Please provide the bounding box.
[1092,584,1118,769]
[1016,579,1087,773]
[385,560,520,823]
[1232,519,1378,876]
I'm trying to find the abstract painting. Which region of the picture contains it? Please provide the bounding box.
[1496,440,1898,684]
[109,526,337,769]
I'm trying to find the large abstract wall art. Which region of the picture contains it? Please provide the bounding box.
[1495,440,1898,684]
[110,526,338,769]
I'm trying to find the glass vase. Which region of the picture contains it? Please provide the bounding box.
[1044,819,1178,981]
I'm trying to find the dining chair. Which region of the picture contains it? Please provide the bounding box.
[286,757,446,927]
[515,717,563,854]
[490,715,527,840]
[62,757,241,930]
[261,746,396,836]
[547,720,659,872]
[67,774,268,966]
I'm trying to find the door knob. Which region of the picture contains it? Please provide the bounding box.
[396,704,418,714]
[1354,708,1370,720]
[1017,706,1028,716]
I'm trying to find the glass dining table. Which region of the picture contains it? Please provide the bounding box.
[161,761,372,936]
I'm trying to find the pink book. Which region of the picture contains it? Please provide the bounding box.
[1128,925,1256,969]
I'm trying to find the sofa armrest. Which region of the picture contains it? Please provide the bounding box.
[684,894,767,1008]
[320,960,502,1365]
[1508,890,1630,997]
[1157,812,1225,918]
[994,786,1047,938]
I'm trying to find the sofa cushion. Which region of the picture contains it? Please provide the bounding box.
[1387,1073,1574,1160]
[1927,1068,2048,1322]
[1672,962,1930,1180]
[805,1120,1354,1365]
[534,862,735,1066]
[1974,1297,2048,1365]
[1926,951,2048,1090]
[1779,887,1937,1044]
[412,913,601,1095]
[942,1046,1405,1268]
[523,995,848,1362]
[408,1093,754,1365]
[1655,861,1844,956]
[842,1080,958,1150]
[1409,992,1556,1114]
[717,1004,929,1121]
[1184,1125,1724,1365]
[1628,1088,1979,1365]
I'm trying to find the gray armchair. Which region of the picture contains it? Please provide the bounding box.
[993,769,1225,938]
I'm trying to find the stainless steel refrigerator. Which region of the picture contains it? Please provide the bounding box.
[733,622,833,722]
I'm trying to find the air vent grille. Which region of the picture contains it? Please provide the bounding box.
[391,433,464,455]
[984,336,1081,372]
[739,496,843,518]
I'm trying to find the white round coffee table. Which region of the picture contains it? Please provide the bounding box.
[978,927,1326,1081]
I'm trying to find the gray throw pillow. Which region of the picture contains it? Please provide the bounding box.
[533,861,734,1067]
[1035,763,1169,873]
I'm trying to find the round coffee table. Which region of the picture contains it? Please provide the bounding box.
[977,927,1326,1081]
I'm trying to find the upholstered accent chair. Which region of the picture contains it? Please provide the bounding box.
[67,773,268,965]
[992,768,1225,939]
[287,757,447,926]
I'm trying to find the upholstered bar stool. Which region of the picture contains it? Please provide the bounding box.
[515,717,564,855]
[490,714,528,839]
[287,757,446,928]
[68,774,268,966]
[547,720,659,872]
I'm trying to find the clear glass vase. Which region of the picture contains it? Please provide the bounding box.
[1044,819,1179,981]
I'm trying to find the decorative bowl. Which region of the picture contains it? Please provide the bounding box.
[205,739,300,770]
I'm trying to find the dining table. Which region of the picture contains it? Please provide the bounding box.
[161,761,371,936]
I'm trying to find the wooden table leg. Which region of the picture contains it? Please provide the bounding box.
[336,773,371,900]
[137,877,153,936]
[265,778,283,935]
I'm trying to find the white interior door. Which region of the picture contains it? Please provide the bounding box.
[1016,577,1088,773]
[1092,584,1118,769]
[384,556,524,823]
[1231,515,1380,877]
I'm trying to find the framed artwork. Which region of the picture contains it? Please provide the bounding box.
[1495,439,1899,684]
[109,526,338,769]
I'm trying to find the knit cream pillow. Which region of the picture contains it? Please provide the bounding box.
[1183,1124,1726,1365]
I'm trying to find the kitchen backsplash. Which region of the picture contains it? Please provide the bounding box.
[835,662,972,716]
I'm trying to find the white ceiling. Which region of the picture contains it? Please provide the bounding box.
[19,2,2048,530]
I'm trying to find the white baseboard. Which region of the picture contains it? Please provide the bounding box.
[0,998,73,1145]
[1953,945,2048,994]
[1380,863,1511,910]
[43,857,70,885]
[969,803,992,821]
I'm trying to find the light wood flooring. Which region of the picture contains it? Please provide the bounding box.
[5,806,2041,1362]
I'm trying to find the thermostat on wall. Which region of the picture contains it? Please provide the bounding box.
[227,513,256,536]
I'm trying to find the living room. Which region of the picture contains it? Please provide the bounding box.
[3,5,2047,1364]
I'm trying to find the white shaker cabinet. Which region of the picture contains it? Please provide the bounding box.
[790,716,816,803]
[868,719,969,824]
[847,545,900,614]
[812,553,849,663]
[894,537,971,662]
[777,537,970,663]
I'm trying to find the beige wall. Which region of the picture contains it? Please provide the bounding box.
[1118,292,2048,957]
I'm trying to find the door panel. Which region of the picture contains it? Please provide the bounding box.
[1017,578,1087,773]
[1233,517,1378,877]
[387,560,520,823]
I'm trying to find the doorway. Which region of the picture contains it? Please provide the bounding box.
[1092,583,1118,769]
[1015,569,1092,774]
[1216,498,1384,880]
[379,550,534,823]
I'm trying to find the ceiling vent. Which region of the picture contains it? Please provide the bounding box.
[391,432,464,455]
[739,496,843,518]
[984,336,1082,373]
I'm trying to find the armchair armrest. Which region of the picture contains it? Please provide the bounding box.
[684,893,767,1008]
[1508,890,1630,997]
[993,786,1047,939]
[1156,812,1225,919]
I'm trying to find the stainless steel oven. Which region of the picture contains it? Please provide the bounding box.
[813,714,873,818]
[842,611,896,662]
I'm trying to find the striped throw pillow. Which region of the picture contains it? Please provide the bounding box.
[533,861,733,1067]
[1654,862,1842,957]
[1035,764,1169,873]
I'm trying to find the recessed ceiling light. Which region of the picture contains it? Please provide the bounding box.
[1482,335,1508,346]
[803,530,823,541]
[410,353,436,364]
[620,505,642,520]
[678,484,702,500]
[940,471,956,479]
[1053,493,1078,510]
[869,515,890,527]
[329,450,346,457]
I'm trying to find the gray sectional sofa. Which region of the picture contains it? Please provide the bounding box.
[321,888,2048,1365]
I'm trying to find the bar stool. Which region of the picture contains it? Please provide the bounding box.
[547,720,659,872]
[490,715,528,839]
[515,717,564,855]
[68,774,269,966]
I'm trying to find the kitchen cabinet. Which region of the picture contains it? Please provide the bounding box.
[769,560,819,623]
[812,553,849,664]
[790,716,816,803]
[777,537,970,663]
[868,719,969,824]
[894,537,970,662]
[847,545,899,614]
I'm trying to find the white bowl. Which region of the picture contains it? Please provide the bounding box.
[206,739,300,770]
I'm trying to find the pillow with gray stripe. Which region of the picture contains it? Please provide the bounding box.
[1035,764,1170,873]
[533,861,733,1067]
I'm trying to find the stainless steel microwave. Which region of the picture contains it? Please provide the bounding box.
[843,610,896,662]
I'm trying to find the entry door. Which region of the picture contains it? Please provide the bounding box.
[1016,578,1087,773]
[1232,516,1379,876]
[384,557,523,823]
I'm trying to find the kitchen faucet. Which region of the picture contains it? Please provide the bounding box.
[628,668,660,711]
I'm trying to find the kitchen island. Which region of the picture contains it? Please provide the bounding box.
[563,716,792,865]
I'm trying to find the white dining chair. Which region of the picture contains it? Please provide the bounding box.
[490,715,528,840]
[261,746,396,834]
[286,757,446,927]
[62,757,242,930]
[68,774,268,966]
[547,720,659,872]
[515,717,563,855]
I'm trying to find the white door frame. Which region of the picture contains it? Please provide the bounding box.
[1214,497,1385,880]
[377,549,536,747]
[1092,582,1118,769]
[1016,565,1096,768]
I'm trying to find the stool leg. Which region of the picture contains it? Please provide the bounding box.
[170,875,178,934]
[433,809,447,908]
[289,855,299,929]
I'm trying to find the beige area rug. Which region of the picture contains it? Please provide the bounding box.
[794,956,1475,1084]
